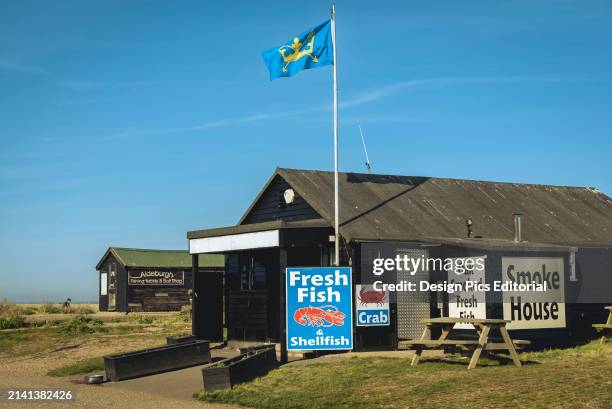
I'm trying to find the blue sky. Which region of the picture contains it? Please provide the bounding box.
[1,1,611,302]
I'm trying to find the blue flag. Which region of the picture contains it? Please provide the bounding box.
[262,20,334,80]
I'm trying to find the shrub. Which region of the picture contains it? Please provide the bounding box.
[0,315,26,329]
[73,305,95,315]
[176,312,190,323]
[0,298,13,316]
[21,307,37,315]
[110,317,122,323]
[41,303,62,314]
[0,298,29,317]
[131,315,154,324]
[58,316,96,335]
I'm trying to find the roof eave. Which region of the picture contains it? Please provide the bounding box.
[188,218,331,240]
[237,167,282,225]
[95,247,124,270]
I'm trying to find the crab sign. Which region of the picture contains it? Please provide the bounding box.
[278,31,318,72]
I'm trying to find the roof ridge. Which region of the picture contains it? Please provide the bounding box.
[111,247,188,253]
[97,247,224,270]
[277,167,596,190]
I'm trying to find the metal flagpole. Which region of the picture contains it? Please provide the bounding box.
[331,4,340,266]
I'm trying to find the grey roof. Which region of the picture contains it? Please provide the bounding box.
[270,168,612,246]
[427,237,573,252]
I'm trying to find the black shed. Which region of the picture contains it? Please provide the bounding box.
[187,168,612,355]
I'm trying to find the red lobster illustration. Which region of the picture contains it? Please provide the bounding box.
[293,305,346,327]
[358,288,386,306]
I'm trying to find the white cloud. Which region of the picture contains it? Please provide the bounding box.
[101,75,611,138]
[340,75,606,109]
[0,59,50,76]
[55,79,100,91]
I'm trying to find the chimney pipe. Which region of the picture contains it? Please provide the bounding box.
[466,218,473,238]
[513,211,522,242]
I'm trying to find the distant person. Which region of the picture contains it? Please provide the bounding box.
[62,297,72,312]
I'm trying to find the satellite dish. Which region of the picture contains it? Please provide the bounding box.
[283,188,296,204]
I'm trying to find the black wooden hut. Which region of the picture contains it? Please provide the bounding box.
[187,168,612,358]
[96,247,224,312]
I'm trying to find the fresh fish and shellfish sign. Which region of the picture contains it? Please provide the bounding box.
[286,267,353,351]
[355,284,390,327]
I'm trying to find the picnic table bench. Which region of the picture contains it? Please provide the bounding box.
[593,306,612,344]
[398,317,528,369]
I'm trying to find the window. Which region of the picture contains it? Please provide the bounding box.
[252,261,266,288]
[239,252,267,290]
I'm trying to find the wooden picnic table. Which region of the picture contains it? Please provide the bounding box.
[592,306,612,344]
[398,317,525,370]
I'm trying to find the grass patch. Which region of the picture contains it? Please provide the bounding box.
[0,316,189,361]
[131,315,155,324]
[174,312,190,323]
[0,298,36,318]
[198,342,612,409]
[40,303,63,314]
[0,327,65,356]
[47,356,105,377]
[57,316,104,335]
[0,315,27,329]
[66,305,96,315]
[21,307,37,315]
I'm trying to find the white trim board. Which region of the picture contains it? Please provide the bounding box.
[189,229,280,254]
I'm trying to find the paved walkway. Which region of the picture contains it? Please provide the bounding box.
[0,346,240,409]
[100,347,239,401]
[103,364,212,401]
[94,348,430,403]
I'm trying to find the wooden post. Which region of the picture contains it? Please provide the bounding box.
[468,324,490,369]
[499,325,522,368]
[191,254,198,337]
[411,325,431,366]
[279,247,288,364]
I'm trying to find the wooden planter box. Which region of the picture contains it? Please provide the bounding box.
[202,346,277,392]
[104,340,210,381]
[238,343,276,355]
[166,335,196,345]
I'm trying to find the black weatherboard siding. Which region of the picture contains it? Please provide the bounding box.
[98,254,127,312]
[241,175,321,224]
[127,269,192,311]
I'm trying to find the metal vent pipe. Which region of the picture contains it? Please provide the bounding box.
[513,211,522,242]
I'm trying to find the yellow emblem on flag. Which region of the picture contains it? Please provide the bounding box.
[278,31,319,72]
[262,20,332,80]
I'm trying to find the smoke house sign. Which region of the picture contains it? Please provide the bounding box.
[128,270,185,286]
[502,257,566,329]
